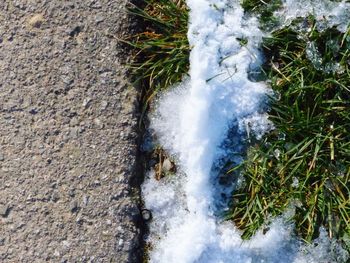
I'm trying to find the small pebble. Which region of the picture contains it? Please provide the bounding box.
[162,158,174,172]
[141,209,152,222]
[82,97,92,108]
[95,15,104,24]
[70,201,79,213]
[28,14,44,28]
[100,101,108,110]
[0,205,10,217]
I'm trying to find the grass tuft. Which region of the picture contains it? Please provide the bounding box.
[126,0,189,116]
[229,19,350,245]
[241,0,283,30]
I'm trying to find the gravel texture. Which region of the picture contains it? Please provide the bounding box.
[0,1,142,262]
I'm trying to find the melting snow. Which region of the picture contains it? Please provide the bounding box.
[142,1,349,262]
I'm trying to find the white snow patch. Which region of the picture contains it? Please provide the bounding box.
[277,0,350,32]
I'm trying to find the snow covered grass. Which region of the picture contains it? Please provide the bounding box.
[241,0,283,30]
[127,0,189,114]
[230,18,350,246]
[129,0,350,261]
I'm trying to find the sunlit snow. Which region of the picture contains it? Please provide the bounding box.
[142,1,349,262]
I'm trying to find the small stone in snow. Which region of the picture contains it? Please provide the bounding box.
[141,209,152,222]
[162,158,174,172]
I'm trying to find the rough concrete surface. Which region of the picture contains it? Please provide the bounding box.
[0,1,142,262]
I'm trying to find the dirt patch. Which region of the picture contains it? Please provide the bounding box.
[0,1,142,262]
